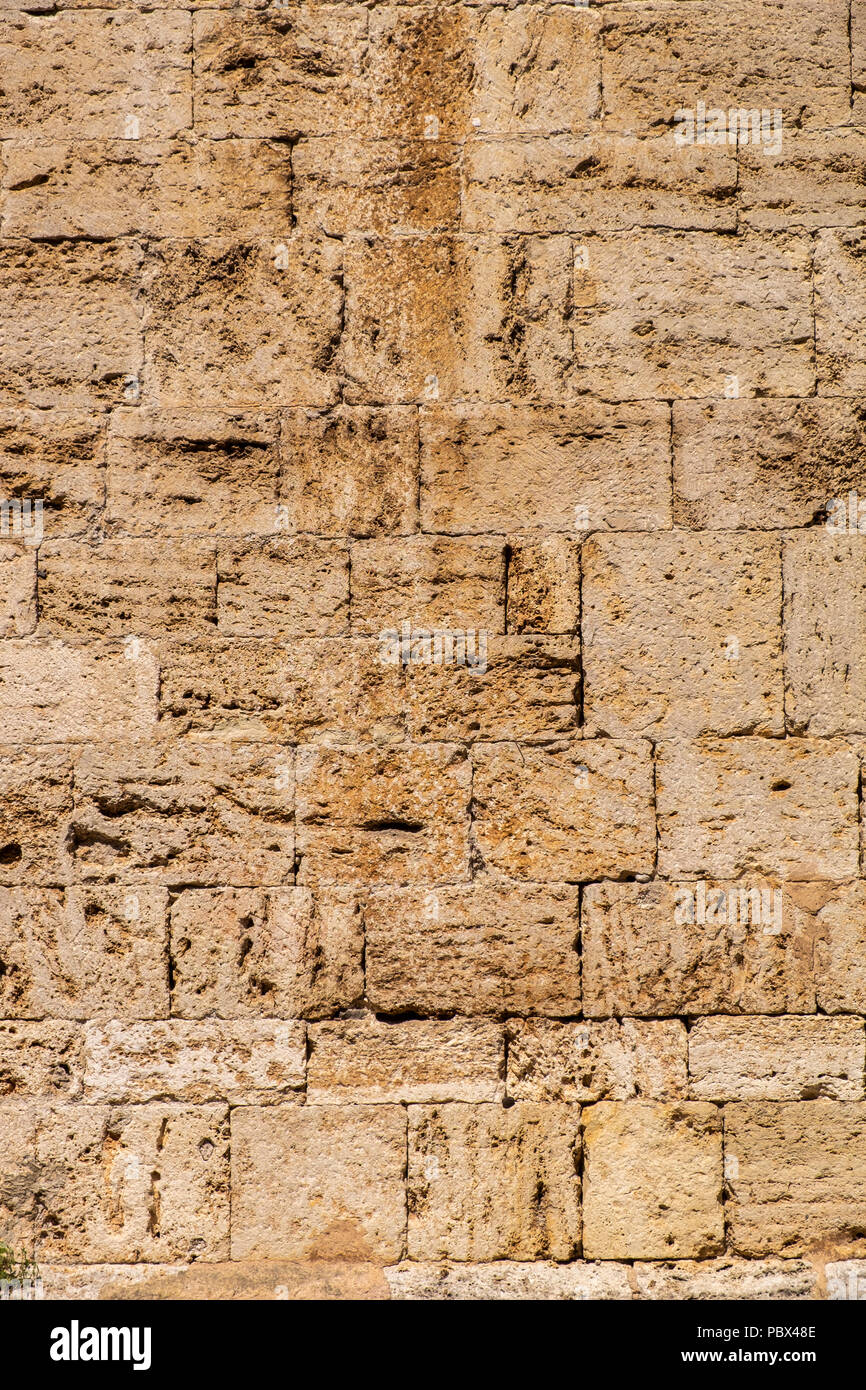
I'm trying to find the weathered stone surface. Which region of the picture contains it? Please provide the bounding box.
[83,1020,306,1105]
[507,1019,687,1104]
[572,232,813,401]
[408,1102,581,1261]
[169,887,363,1021]
[464,134,736,233]
[784,534,866,735]
[0,544,35,637]
[601,0,850,132]
[293,139,460,236]
[308,1018,504,1105]
[688,1016,865,1101]
[0,10,192,139]
[282,407,418,537]
[216,538,349,638]
[816,230,866,395]
[506,536,580,634]
[583,1103,724,1260]
[0,408,104,540]
[0,639,157,742]
[143,238,342,407]
[673,399,866,530]
[407,636,579,743]
[158,637,404,744]
[726,1102,866,1257]
[32,1102,230,1262]
[70,743,294,886]
[350,536,504,635]
[366,881,580,1017]
[231,1103,406,1261]
[582,533,783,738]
[386,1260,632,1301]
[0,1105,37,1245]
[0,747,73,886]
[38,539,216,638]
[656,738,859,880]
[0,1022,83,1101]
[0,887,169,1020]
[633,1259,817,1301]
[106,409,281,537]
[583,879,866,1020]
[740,130,866,231]
[1,139,291,240]
[420,401,672,534]
[296,743,470,885]
[42,1259,390,1302]
[826,1261,866,1301]
[0,240,142,409]
[341,234,574,404]
[472,740,654,881]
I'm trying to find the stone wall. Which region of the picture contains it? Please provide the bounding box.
[0,0,865,1300]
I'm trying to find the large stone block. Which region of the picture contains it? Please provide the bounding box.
[0,640,157,742]
[366,881,580,1017]
[0,747,73,886]
[583,1102,724,1260]
[231,1103,407,1261]
[0,408,105,540]
[784,534,866,735]
[689,1016,865,1101]
[408,1102,581,1261]
[216,538,349,638]
[507,1018,687,1103]
[308,1018,504,1104]
[816,230,866,395]
[350,536,504,634]
[38,540,216,639]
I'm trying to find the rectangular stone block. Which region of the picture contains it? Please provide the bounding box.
[282,406,418,537]
[308,1018,504,1104]
[506,536,580,634]
[817,229,866,395]
[1,139,292,240]
[34,1102,229,1262]
[292,138,460,236]
[420,401,672,534]
[582,532,783,738]
[158,637,404,744]
[0,240,142,409]
[231,1103,407,1261]
[726,1102,866,1257]
[601,0,850,132]
[406,636,579,742]
[582,880,819,1018]
[83,1020,306,1105]
[784,533,866,735]
[0,1022,83,1101]
[0,408,105,539]
[0,639,157,742]
[365,881,580,1017]
[0,544,35,637]
[385,1260,633,1301]
[583,1102,724,1260]
[41,1259,389,1303]
[472,739,654,881]
[341,234,574,404]
[296,744,470,885]
[507,1019,687,1103]
[143,238,341,408]
[0,10,192,139]
[810,882,866,1014]
[463,134,736,233]
[673,399,866,530]
[0,747,73,886]
[739,130,866,231]
[468,4,600,134]
[688,1016,865,1101]
[408,1102,581,1261]
[0,887,168,1021]
[70,743,294,886]
[633,1258,817,1301]
[38,539,216,639]
[351,537,504,635]
[656,738,859,880]
[169,887,363,1021]
[216,539,349,638]
[106,409,280,537]
[572,232,813,400]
